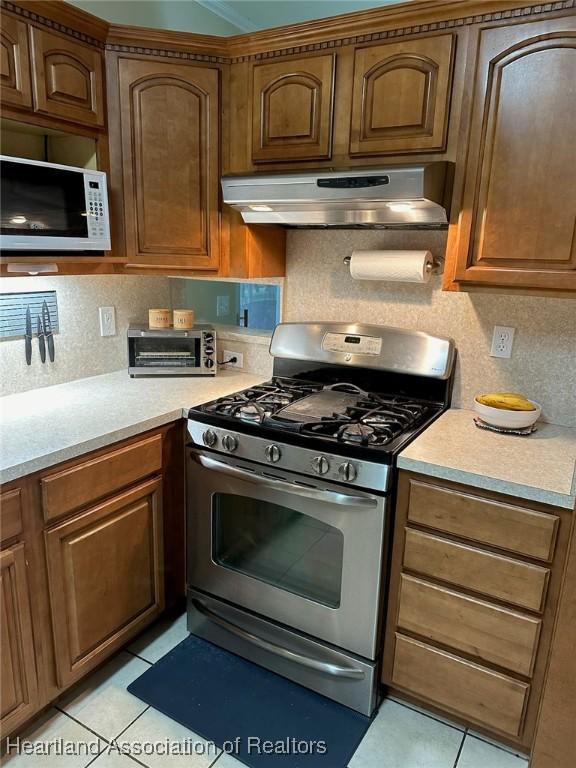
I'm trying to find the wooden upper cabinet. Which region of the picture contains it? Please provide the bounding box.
[117,57,220,271]
[252,54,335,163]
[451,17,576,291]
[29,28,104,128]
[1,544,39,735]
[349,34,454,156]
[0,16,32,109]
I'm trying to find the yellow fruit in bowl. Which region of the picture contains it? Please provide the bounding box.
[475,393,536,412]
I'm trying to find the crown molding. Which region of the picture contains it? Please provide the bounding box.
[2,0,573,63]
[195,0,258,33]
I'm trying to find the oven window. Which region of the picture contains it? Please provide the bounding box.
[213,494,344,608]
[0,160,88,238]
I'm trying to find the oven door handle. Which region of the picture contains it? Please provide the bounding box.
[194,453,379,508]
[191,598,366,680]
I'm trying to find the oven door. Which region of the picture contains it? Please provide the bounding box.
[187,448,387,660]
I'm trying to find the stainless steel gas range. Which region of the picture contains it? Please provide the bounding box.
[186,322,456,716]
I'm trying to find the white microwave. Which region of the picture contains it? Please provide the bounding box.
[0,155,111,252]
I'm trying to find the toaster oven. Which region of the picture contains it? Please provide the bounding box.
[128,324,216,376]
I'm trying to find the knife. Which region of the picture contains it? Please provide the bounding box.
[42,300,55,362]
[37,315,46,363]
[25,306,32,365]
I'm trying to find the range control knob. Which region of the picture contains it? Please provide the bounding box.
[204,358,215,369]
[312,455,330,475]
[222,434,238,452]
[264,444,282,463]
[338,462,357,482]
[202,429,218,448]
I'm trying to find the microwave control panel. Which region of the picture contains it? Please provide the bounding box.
[84,174,110,242]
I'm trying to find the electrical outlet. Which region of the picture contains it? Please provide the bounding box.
[223,349,243,368]
[98,306,116,337]
[490,325,515,358]
[217,295,230,317]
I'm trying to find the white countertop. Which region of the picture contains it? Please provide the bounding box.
[398,409,576,509]
[0,369,266,484]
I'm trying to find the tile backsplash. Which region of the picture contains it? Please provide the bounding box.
[284,230,576,428]
[0,275,170,396]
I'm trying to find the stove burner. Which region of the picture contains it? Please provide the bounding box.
[337,423,376,444]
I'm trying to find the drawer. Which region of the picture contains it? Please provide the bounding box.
[397,574,542,676]
[392,633,530,737]
[407,480,559,562]
[1,488,23,544]
[403,528,550,612]
[42,433,163,523]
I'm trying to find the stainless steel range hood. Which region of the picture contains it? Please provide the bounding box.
[221,163,451,228]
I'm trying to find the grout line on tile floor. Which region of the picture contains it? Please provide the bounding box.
[468,732,529,761]
[392,698,466,733]
[52,706,112,745]
[452,730,467,768]
[113,705,151,741]
[124,649,154,665]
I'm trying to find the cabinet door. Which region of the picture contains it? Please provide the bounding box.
[349,34,454,156]
[252,54,335,163]
[452,18,576,291]
[30,27,104,127]
[0,16,32,109]
[1,544,39,734]
[118,57,220,271]
[45,478,164,688]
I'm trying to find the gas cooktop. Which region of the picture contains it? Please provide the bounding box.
[192,377,434,453]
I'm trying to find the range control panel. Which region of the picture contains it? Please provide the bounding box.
[322,333,383,356]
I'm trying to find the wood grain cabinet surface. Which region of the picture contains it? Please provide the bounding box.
[45,477,164,688]
[450,16,576,291]
[384,471,571,750]
[0,15,33,110]
[0,543,39,735]
[349,34,454,156]
[251,54,335,163]
[29,27,105,128]
[115,56,220,272]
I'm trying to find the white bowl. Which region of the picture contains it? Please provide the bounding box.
[474,398,541,429]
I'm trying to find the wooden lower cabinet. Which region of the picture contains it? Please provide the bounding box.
[0,544,39,735]
[0,423,184,737]
[384,471,571,750]
[45,478,164,688]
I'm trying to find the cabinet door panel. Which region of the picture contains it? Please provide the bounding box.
[453,18,576,290]
[118,58,220,270]
[252,54,335,162]
[0,544,39,734]
[45,478,164,688]
[30,28,104,127]
[0,16,32,109]
[350,34,454,155]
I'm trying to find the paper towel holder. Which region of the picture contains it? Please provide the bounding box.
[342,254,442,275]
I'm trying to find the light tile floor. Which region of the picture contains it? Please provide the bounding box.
[1,613,530,768]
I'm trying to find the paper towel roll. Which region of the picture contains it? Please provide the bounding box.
[349,250,433,283]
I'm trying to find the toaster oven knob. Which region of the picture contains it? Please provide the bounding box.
[204,358,215,369]
[222,434,238,453]
[338,461,357,482]
[265,444,281,463]
[204,333,214,344]
[202,429,218,448]
[204,346,215,355]
[312,455,330,475]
